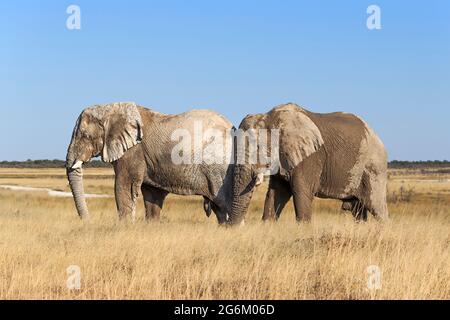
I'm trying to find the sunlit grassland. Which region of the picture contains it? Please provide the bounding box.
[0,168,449,299]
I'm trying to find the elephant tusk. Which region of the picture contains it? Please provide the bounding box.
[71,160,83,169]
[255,173,264,186]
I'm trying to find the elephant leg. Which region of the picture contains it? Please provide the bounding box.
[141,185,168,221]
[291,177,315,223]
[262,176,292,221]
[366,176,389,221]
[113,158,145,220]
[291,191,314,222]
[367,196,389,221]
[290,162,321,223]
[115,176,141,220]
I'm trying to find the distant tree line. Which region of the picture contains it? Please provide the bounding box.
[0,159,449,169]
[0,159,111,168]
[388,160,450,169]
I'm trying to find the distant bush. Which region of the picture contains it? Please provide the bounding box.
[0,159,111,168]
[389,160,450,169]
[388,186,416,204]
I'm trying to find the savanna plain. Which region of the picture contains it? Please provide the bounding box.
[0,167,449,299]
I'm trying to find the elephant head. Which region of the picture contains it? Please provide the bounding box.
[228,103,324,225]
[66,102,143,219]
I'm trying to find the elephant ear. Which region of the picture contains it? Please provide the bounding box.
[271,106,323,175]
[98,102,143,162]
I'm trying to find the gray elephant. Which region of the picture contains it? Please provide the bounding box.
[66,102,233,224]
[228,103,389,225]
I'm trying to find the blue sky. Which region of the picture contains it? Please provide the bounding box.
[1,0,449,161]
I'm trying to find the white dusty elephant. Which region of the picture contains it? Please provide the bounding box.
[66,102,234,224]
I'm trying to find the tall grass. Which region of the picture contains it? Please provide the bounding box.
[0,168,449,299]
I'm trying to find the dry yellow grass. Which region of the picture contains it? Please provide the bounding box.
[0,168,449,299]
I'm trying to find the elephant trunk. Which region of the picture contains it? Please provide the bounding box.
[228,165,255,225]
[67,166,89,219]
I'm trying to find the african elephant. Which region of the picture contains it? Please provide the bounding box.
[228,103,388,225]
[66,102,233,224]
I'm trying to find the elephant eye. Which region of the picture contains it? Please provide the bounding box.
[80,131,92,139]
